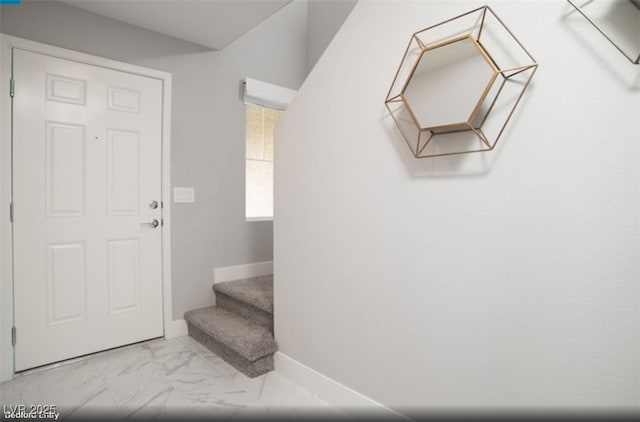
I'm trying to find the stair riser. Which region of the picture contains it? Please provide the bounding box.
[216,293,274,333]
[187,322,274,378]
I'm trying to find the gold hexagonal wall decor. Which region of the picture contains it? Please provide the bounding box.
[567,0,640,65]
[385,6,538,158]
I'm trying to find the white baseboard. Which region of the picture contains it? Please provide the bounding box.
[213,261,273,284]
[274,352,408,419]
[165,319,188,338]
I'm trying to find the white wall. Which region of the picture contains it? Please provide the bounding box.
[1,0,309,320]
[275,0,639,414]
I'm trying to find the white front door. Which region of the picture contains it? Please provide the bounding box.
[12,49,164,371]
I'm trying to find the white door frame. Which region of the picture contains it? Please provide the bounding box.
[0,34,174,382]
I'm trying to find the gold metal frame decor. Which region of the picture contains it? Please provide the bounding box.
[385,6,538,158]
[567,0,640,65]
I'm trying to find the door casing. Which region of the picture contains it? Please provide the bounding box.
[0,34,174,382]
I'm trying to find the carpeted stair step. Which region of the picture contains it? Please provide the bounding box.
[213,275,274,333]
[184,306,277,378]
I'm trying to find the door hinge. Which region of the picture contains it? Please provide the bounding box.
[9,202,13,222]
[11,327,16,346]
[9,78,14,98]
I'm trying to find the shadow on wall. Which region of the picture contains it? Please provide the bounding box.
[381,105,494,179]
[380,82,539,180]
[561,2,640,91]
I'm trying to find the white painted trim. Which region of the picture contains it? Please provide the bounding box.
[246,217,273,222]
[0,34,173,382]
[213,261,273,284]
[274,352,409,419]
[0,34,13,384]
[159,50,174,350]
[165,319,188,338]
[243,77,296,110]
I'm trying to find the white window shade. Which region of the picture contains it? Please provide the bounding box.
[243,78,296,110]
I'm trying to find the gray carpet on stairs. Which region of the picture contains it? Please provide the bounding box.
[184,306,277,362]
[215,293,274,333]
[185,275,277,378]
[187,316,275,378]
[213,275,273,314]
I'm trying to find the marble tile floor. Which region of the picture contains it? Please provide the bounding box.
[0,336,345,420]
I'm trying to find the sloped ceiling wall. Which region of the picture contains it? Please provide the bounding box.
[59,0,292,49]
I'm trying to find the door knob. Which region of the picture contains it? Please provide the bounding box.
[141,219,159,228]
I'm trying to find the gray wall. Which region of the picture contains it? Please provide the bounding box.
[1,0,308,319]
[306,0,356,73]
[276,0,639,413]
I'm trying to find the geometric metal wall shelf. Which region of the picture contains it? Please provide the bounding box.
[567,0,640,65]
[385,6,538,158]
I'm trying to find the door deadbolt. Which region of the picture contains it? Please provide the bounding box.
[149,200,159,209]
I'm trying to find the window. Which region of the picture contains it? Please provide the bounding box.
[245,104,282,220]
[243,78,296,220]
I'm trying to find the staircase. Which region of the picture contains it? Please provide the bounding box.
[184,275,277,378]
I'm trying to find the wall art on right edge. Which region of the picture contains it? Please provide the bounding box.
[567,0,640,65]
[385,5,538,158]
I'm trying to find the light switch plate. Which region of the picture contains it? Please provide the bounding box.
[174,187,195,203]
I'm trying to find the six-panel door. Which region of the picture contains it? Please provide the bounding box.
[12,49,164,371]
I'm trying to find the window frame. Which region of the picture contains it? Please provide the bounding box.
[242,78,296,222]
